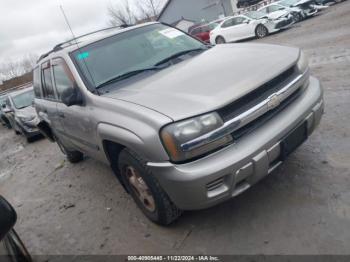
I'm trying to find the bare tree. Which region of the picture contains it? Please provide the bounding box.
[108,0,165,26]
[0,54,38,82]
[108,0,137,26]
[139,0,164,18]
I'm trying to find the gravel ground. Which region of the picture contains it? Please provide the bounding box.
[0,1,350,255]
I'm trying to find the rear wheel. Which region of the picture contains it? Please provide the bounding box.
[118,149,182,225]
[255,24,269,38]
[215,36,226,44]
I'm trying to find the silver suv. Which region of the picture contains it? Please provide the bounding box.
[34,22,324,225]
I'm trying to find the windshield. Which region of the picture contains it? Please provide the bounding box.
[12,90,34,109]
[208,22,219,30]
[72,24,205,89]
[269,5,285,11]
[245,11,265,19]
[279,0,298,6]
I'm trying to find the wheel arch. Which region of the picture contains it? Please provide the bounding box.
[37,120,55,142]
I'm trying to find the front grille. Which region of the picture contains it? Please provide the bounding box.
[231,87,302,140]
[218,65,303,141]
[219,66,297,122]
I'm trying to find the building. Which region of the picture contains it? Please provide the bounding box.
[158,0,238,28]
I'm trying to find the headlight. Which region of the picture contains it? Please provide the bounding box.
[297,51,309,73]
[161,112,233,162]
[18,115,35,122]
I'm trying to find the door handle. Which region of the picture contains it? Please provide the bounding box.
[58,112,65,118]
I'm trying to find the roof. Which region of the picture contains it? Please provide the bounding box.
[38,22,158,63]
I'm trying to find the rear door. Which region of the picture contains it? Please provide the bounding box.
[35,61,63,135]
[52,57,97,155]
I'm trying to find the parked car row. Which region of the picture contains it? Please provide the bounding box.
[188,0,333,44]
[0,87,41,142]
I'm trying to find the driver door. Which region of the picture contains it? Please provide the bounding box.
[52,58,97,156]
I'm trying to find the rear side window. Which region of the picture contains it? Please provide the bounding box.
[41,62,56,100]
[33,67,42,98]
[52,58,77,100]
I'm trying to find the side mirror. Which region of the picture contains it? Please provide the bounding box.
[0,196,17,241]
[61,87,83,107]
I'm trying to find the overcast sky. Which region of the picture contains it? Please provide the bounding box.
[0,0,130,64]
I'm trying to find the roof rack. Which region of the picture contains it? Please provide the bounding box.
[37,24,130,63]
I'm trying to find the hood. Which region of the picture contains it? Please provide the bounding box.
[16,105,37,118]
[268,10,290,19]
[103,43,300,121]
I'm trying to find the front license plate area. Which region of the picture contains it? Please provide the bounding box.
[281,122,307,160]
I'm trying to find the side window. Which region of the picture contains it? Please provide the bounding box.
[259,7,268,14]
[41,62,56,100]
[234,17,244,25]
[52,58,77,100]
[222,18,234,28]
[191,28,201,35]
[33,67,42,98]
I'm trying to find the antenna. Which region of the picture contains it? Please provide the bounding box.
[59,5,98,93]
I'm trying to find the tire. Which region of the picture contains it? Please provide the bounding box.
[215,36,226,44]
[3,229,32,262]
[118,149,182,225]
[292,12,303,23]
[255,24,269,38]
[56,136,84,163]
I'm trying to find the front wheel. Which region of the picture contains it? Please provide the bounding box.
[292,12,303,23]
[215,36,226,44]
[255,24,269,38]
[118,149,182,225]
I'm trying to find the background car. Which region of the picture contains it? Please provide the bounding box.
[0,94,12,128]
[237,0,264,8]
[278,0,319,18]
[0,196,32,262]
[3,87,40,142]
[188,21,220,42]
[258,3,305,22]
[209,12,293,44]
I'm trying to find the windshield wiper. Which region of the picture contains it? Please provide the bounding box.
[96,66,164,89]
[154,48,208,66]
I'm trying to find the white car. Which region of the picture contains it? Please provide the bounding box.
[258,3,304,23]
[278,0,321,18]
[209,12,293,45]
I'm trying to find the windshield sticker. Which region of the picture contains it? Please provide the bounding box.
[159,28,184,39]
[77,52,89,60]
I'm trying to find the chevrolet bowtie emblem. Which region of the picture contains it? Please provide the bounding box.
[267,94,281,110]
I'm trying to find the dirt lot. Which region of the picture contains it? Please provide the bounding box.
[1,1,350,255]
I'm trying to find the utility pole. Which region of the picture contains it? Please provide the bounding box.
[219,0,227,16]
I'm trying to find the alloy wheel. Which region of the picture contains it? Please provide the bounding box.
[125,166,156,212]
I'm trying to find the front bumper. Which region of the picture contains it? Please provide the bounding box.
[148,76,324,210]
[18,119,41,137]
